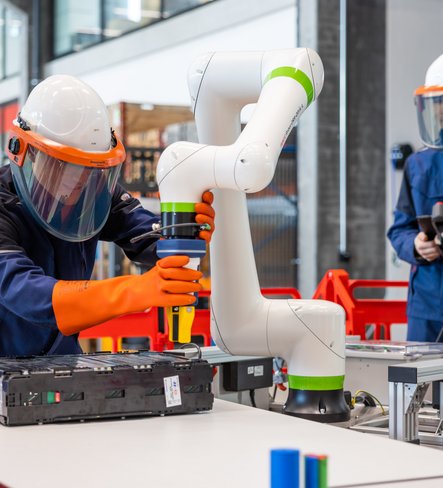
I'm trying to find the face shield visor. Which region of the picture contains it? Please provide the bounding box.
[414,86,443,149]
[6,122,126,242]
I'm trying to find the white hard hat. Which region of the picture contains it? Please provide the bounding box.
[20,74,113,151]
[414,55,443,149]
[424,54,443,87]
[6,75,126,242]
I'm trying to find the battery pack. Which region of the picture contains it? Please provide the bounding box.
[0,351,213,426]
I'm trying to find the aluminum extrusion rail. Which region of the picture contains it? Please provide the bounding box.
[388,358,443,442]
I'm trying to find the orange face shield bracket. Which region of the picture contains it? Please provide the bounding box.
[5,122,126,169]
[414,85,443,97]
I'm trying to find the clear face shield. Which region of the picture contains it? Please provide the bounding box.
[414,87,443,149]
[6,121,126,242]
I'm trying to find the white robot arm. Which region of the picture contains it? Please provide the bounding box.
[156,48,349,422]
[158,49,322,200]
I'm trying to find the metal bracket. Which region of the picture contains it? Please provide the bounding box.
[389,381,428,442]
[388,358,443,442]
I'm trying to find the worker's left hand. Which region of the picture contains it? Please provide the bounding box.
[195,191,215,243]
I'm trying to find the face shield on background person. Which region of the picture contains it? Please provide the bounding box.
[414,88,443,149]
[414,53,443,150]
[6,116,125,242]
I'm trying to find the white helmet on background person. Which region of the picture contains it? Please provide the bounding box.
[6,74,126,242]
[414,54,443,149]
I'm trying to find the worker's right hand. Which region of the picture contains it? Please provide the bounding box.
[53,255,202,336]
[414,232,441,262]
[142,255,202,306]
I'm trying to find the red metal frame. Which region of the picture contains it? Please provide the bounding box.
[79,309,167,353]
[79,287,302,352]
[261,287,301,299]
[313,269,408,339]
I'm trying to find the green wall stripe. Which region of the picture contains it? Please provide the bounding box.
[161,202,195,212]
[288,375,344,391]
[264,66,314,106]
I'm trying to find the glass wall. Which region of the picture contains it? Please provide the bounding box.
[0,5,24,80]
[0,11,4,80]
[53,0,215,57]
[163,0,208,17]
[104,0,161,39]
[5,8,23,77]
[54,0,102,56]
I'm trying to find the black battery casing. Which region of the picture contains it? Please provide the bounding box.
[0,351,213,426]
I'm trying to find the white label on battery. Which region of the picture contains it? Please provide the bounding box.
[254,365,264,377]
[247,366,254,375]
[163,375,182,407]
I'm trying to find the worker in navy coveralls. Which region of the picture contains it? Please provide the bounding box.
[388,55,443,341]
[0,74,214,356]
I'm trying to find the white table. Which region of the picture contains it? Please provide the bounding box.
[0,399,442,488]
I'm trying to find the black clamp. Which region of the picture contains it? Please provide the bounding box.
[8,137,20,155]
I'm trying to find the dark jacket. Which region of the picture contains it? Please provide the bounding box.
[387,148,443,322]
[0,165,159,356]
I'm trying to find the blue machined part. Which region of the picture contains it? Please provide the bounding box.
[156,238,206,259]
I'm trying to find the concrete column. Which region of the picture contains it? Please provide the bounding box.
[315,0,386,290]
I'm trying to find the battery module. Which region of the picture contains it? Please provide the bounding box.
[0,351,213,426]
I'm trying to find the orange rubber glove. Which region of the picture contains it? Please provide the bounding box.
[53,255,202,336]
[195,191,215,242]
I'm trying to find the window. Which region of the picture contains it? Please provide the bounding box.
[54,0,102,56]
[0,5,24,80]
[53,0,216,57]
[0,9,4,80]
[163,0,212,18]
[5,8,23,77]
[104,0,161,39]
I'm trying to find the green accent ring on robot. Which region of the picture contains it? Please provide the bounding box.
[264,66,314,106]
[161,202,196,212]
[288,375,344,391]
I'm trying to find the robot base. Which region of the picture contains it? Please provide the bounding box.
[283,388,350,423]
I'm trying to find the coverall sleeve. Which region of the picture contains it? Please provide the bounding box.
[99,184,160,268]
[0,207,58,327]
[387,161,424,265]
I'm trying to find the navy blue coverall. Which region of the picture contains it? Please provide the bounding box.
[0,165,159,356]
[387,148,443,341]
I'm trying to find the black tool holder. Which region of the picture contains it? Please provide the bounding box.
[417,202,443,250]
[432,202,443,250]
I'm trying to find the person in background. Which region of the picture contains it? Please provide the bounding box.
[388,54,443,342]
[1,74,215,356]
